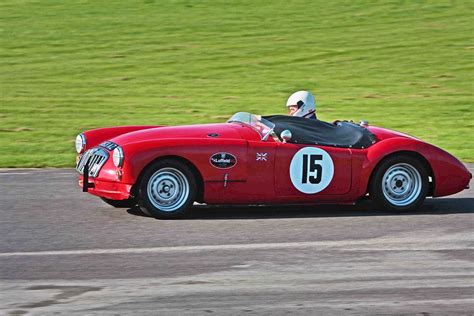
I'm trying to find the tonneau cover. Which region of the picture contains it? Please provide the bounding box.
[264,115,376,149]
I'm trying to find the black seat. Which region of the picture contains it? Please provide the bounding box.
[264,115,376,149]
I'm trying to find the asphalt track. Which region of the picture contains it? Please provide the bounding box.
[1,166,473,315]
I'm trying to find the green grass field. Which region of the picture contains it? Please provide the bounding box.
[1,0,473,167]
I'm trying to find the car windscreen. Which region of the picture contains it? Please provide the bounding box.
[227,112,275,140]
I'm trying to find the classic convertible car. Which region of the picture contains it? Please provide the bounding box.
[75,112,471,218]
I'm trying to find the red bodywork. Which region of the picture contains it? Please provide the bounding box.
[77,122,471,204]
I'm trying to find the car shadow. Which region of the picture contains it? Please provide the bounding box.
[126,197,474,220]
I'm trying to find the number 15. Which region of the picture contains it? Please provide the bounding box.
[302,154,322,184]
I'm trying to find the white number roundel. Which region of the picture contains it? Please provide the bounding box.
[289,147,334,194]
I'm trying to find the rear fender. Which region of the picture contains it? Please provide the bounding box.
[357,137,470,198]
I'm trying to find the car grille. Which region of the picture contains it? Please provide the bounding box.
[76,147,109,178]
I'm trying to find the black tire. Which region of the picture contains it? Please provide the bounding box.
[369,155,429,212]
[138,159,197,219]
[100,197,137,208]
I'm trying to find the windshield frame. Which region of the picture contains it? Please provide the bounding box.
[227,112,275,141]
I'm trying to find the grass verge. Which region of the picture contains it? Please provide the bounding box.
[1,0,473,167]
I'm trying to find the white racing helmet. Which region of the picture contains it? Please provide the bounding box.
[286,91,316,118]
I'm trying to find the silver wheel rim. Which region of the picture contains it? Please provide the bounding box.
[382,163,422,207]
[147,167,190,212]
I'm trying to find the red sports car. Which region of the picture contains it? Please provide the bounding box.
[75,112,471,218]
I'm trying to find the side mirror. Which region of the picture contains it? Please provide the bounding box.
[280,130,292,143]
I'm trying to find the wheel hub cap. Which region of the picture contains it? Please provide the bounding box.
[147,168,190,212]
[382,163,422,207]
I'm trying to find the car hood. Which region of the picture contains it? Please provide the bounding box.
[109,123,243,145]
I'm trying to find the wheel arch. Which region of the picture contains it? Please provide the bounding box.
[367,150,435,196]
[131,155,205,203]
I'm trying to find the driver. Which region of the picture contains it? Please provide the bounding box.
[286,91,317,120]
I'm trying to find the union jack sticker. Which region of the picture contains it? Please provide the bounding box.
[256,152,268,161]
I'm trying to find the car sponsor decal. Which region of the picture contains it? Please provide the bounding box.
[289,147,334,194]
[210,152,237,169]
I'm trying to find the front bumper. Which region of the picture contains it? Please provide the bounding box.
[79,176,132,200]
[77,147,133,201]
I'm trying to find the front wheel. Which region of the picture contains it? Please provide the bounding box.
[369,155,429,212]
[138,159,197,219]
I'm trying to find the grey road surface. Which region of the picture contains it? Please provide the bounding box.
[1,167,473,315]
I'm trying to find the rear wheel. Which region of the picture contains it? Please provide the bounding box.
[138,159,196,219]
[370,155,429,211]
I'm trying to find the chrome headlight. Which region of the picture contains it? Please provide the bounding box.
[113,147,124,168]
[75,133,86,154]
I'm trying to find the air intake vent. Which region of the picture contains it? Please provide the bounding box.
[99,141,119,151]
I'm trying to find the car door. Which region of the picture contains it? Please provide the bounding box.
[274,142,352,202]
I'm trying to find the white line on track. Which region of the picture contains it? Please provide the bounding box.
[0,236,471,258]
